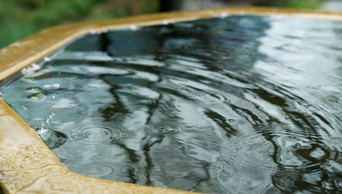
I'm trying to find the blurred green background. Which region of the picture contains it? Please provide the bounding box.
[0,0,337,49]
[0,0,159,49]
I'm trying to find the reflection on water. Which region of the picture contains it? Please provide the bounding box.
[1,15,342,193]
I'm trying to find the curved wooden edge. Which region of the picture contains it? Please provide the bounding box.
[0,6,342,194]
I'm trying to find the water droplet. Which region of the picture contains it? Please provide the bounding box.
[147,123,183,136]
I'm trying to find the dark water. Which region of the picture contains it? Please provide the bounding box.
[1,15,342,193]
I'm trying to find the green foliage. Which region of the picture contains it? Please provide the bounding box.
[0,0,159,48]
[0,0,323,49]
[269,0,323,9]
[286,0,323,9]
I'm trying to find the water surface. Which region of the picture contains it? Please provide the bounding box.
[1,15,342,193]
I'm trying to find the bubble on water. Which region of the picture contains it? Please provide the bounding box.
[310,147,326,160]
[69,126,113,144]
[147,123,183,136]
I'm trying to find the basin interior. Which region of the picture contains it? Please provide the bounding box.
[1,15,342,193]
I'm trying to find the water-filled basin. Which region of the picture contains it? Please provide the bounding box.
[1,7,342,194]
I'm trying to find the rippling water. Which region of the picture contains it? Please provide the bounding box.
[1,15,342,193]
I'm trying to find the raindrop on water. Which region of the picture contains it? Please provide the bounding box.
[69,126,113,144]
